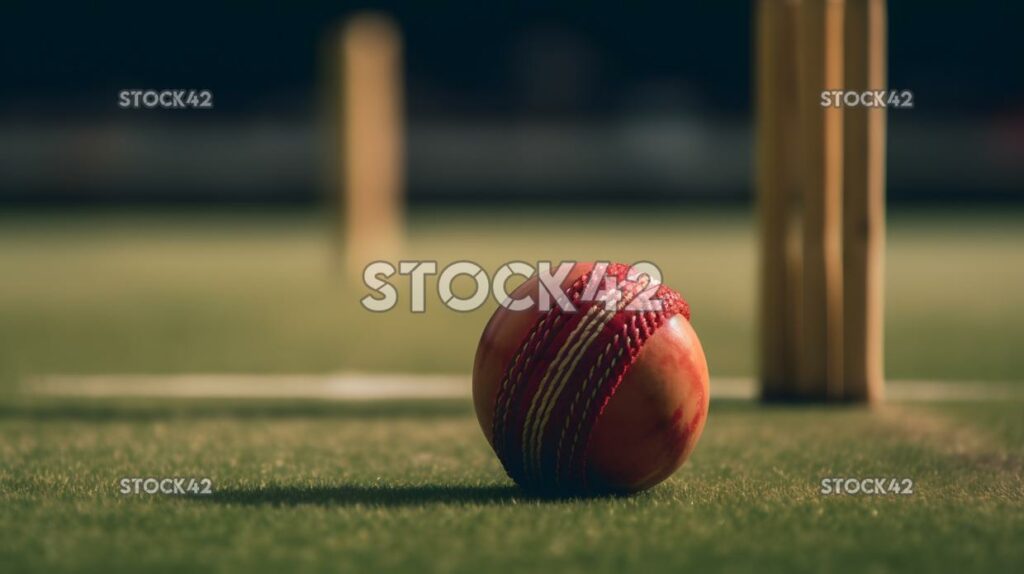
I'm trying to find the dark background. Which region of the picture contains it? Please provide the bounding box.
[2,1,1022,203]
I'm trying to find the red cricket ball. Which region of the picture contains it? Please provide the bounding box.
[473,262,710,496]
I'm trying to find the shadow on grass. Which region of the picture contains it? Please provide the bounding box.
[709,398,881,413]
[199,483,596,507]
[1,397,875,423]
[0,398,473,421]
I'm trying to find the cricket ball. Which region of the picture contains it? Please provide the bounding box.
[473,262,709,496]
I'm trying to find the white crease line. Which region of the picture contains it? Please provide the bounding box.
[884,380,1024,402]
[26,373,469,401]
[21,374,1024,402]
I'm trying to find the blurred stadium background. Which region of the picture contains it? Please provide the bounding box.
[2,2,1022,203]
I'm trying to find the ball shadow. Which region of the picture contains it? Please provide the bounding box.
[200,483,630,507]
[203,483,521,507]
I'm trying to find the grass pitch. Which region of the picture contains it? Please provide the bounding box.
[1,395,1022,573]
[0,207,1021,572]
[0,206,1022,385]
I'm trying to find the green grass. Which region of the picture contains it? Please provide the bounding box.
[1,395,1021,573]
[0,207,1021,571]
[0,206,1022,387]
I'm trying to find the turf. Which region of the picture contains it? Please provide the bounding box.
[1,394,1021,573]
[0,206,1022,387]
[0,207,1021,572]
